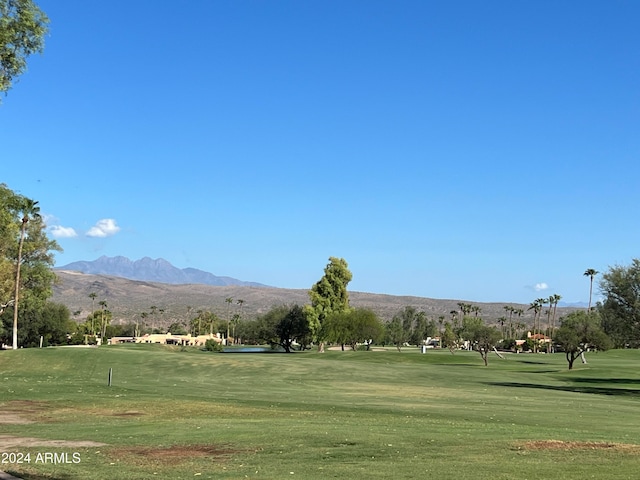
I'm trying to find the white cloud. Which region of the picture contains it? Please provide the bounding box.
[86,219,121,238]
[49,225,78,238]
[534,282,549,292]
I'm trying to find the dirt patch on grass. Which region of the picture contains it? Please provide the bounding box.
[110,444,247,466]
[0,413,32,424]
[0,400,49,424]
[516,440,640,452]
[0,435,106,449]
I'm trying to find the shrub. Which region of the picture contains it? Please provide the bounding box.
[204,339,223,352]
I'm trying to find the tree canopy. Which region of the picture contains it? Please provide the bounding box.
[461,317,501,366]
[554,310,611,370]
[323,308,384,351]
[305,257,352,351]
[0,0,49,99]
[599,259,640,348]
[250,304,311,353]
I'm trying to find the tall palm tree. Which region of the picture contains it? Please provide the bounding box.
[544,307,552,352]
[457,302,468,321]
[98,300,108,340]
[234,299,245,344]
[12,199,40,349]
[549,293,561,352]
[583,268,598,311]
[225,297,233,343]
[159,308,165,331]
[139,312,148,336]
[537,297,549,349]
[503,305,515,338]
[527,300,539,332]
[88,292,97,335]
[528,299,545,352]
[498,316,507,339]
[149,305,157,332]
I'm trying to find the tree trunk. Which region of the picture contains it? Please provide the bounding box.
[481,350,488,366]
[317,341,325,353]
[567,352,576,370]
[12,222,27,350]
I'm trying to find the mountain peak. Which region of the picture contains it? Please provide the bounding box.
[56,256,267,288]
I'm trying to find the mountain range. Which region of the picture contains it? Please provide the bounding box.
[53,256,583,327]
[56,256,267,287]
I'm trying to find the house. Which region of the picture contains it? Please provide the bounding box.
[109,332,223,346]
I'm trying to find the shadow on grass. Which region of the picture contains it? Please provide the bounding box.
[513,359,550,365]
[571,377,640,385]
[488,381,640,397]
[7,472,74,480]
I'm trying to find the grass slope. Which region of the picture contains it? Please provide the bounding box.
[1,346,639,479]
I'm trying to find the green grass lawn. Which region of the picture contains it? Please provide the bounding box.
[1,345,639,479]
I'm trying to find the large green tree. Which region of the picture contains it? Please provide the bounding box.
[385,315,407,352]
[253,304,310,353]
[461,317,501,366]
[16,301,72,347]
[305,257,352,352]
[555,310,611,370]
[0,184,59,348]
[599,259,640,347]
[0,0,48,99]
[323,308,384,351]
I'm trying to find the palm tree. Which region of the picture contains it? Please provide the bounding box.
[149,305,157,332]
[458,302,472,319]
[225,297,233,343]
[88,292,97,335]
[537,298,549,349]
[583,268,598,311]
[98,300,108,340]
[503,305,515,338]
[498,316,507,339]
[549,293,561,352]
[471,305,482,317]
[235,299,245,344]
[12,199,40,349]
[528,299,545,352]
[544,307,552,352]
[159,308,165,331]
[139,312,148,336]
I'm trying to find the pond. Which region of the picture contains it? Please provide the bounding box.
[221,346,284,353]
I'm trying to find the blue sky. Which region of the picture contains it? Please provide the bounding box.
[2,0,638,304]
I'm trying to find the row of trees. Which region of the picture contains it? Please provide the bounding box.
[2,174,639,367]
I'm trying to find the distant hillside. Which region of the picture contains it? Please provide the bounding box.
[56,256,268,287]
[52,271,579,329]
